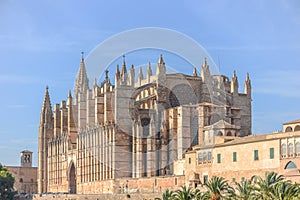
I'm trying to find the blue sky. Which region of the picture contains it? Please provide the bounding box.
[0,0,300,166]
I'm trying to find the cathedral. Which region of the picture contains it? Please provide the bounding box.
[38,54,251,194]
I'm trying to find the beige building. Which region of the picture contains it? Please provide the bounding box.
[184,119,300,187]
[6,150,38,194]
[38,54,252,194]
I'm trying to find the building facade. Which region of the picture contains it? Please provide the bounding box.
[6,150,38,194]
[38,54,252,194]
[184,119,300,187]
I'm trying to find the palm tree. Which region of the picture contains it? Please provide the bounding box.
[194,188,210,200]
[234,179,256,200]
[173,185,194,200]
[162,188,174,200]
[204,176,234,200]
[254,171,284,200]
[270,181,299,200]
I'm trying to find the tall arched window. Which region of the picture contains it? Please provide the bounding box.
[281,144,287,155]
[191,117,199,146]
[295,125,300,131]
[296,142,300,155]
[289,143,294,156]
[285,126,293,132]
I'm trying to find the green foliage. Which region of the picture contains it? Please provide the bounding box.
[160,172,300,200]
[162,188,174,200]
[173,185,194,200]
[0,163,16,200]
[204,176,234,200]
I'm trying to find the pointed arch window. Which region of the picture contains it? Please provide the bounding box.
[285,161,297,169]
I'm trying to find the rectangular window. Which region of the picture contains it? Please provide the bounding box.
[189,157,191,164]
[232,178,236,183]
[203,152,207,161]
[198,153,202,163]
[241,177,245,182]
[175,178,178,185]
[270,148,274,159]
[217,153,221,163]
[233,152,237,162]
[254,150,259,160]
[203,175,208,184]
[208,152,212,160]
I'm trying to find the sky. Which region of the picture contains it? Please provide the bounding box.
[0,0,300,166]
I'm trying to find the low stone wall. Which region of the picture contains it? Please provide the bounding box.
[33,193,162,200]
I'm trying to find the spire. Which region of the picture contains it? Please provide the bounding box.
[245,72,250,83]
[40,86,52,123]
[147,62,152,76]
[121,58,127,76]
[244,72,251,95]
[68,90,72,98]
[231,70,239,94]
[138,67,144,83]
[42,86,51,111]
[93,78,98,88]
[115,64,120,81]
[156,54,166,75]
[204,57,207,67]
[129,65,135,86]
[158,54,165,65]
[74,54,89,96]
[121,55,128,84]
[105,69,110,82]
[200,57,211,82]
[192,67,198,77]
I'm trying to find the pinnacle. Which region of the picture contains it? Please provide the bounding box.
[74,56,89,95]
[158,54,164,65]
[42,85,52,111]
[139,67,144,79]
[192,67,198,77]
[68,90,72,98]
[147,62,152,76]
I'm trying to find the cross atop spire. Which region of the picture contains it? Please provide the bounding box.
[81,51,84,60]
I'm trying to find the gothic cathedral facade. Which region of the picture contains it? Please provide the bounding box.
[38,55,251,194]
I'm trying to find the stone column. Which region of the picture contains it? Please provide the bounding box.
[132,122,136,178]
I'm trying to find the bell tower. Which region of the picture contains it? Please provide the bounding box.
[21,150,33,167]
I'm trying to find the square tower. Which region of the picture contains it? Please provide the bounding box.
[21,150,33,167]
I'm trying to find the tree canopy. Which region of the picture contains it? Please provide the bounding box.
[0,163,16,200]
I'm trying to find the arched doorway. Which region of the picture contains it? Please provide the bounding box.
[69,162,76,194]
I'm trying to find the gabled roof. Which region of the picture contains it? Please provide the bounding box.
[205,119,239,129]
